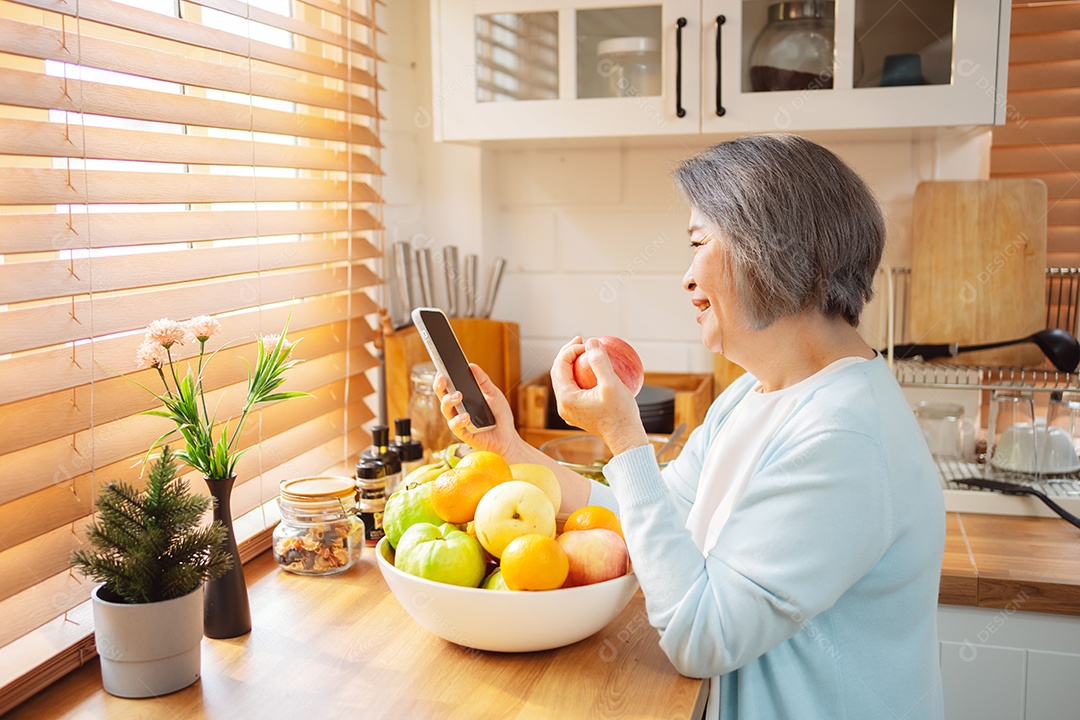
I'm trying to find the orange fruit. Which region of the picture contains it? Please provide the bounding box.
[430,452,513,524]
[456,450,513,480]
[499,534,569,591]
[563,505,623,540]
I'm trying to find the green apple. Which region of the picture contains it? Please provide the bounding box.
[394,522,486,588]
[481,568,510,591]
[383,481,443,549]
[473,480,556,558]
[509,463,561,513]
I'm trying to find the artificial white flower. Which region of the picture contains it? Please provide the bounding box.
[261,333,292,353]
[185,315,221,342]
[134,339,169,369]
[146,318,188,349]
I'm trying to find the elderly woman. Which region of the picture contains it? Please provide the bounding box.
[436,134,945,719]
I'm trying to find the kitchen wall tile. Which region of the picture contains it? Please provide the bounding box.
[827,140,915,198]
[556,208,689,275]
[497,272,621,340]
[688,345,717,375]
[496,149,621,206]
[620,275,701,342]
[518,338,565,384]
[380,131,421,207]
[631,341,690,373]
[498,210,557,273]
[382,204,425,247]
[621,143,708,207]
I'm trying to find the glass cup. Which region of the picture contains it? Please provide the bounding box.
[986,389,1038,478]
[1044,391,1080,476]
[913,402,970,461]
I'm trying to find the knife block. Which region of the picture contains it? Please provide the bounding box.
[383,317,522,430]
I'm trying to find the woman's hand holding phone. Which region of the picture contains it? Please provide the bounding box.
[434,364,521,458]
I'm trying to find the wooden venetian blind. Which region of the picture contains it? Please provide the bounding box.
[0,0,384,710]
[990,0,1080,268]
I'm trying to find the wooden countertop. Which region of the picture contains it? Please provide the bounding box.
[7,550,708,720]
[939,512,1080,616]
[8,512,1080,717]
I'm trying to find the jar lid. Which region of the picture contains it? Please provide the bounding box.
[410,361,437,385]
[767,1,834,22]
[356,458,387,481]
[280,476,356,501]
[597,36,659,57]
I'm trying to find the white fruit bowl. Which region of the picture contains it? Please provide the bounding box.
[375,537,639,652]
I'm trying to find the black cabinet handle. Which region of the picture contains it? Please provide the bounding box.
[675,17,687,118]
[715,15,726,116]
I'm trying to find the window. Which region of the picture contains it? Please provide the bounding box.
[0,0,384,709]
[990,0,1080,268]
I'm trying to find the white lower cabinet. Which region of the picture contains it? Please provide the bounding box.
[938,605,1080,720]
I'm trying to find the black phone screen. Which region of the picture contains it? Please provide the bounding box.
[415,309,497,430]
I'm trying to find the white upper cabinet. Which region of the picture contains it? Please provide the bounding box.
[431,0,1010,142]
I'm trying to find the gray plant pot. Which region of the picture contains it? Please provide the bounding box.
[91,583,204,698]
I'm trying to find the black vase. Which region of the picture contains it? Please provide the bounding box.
[203,475,251,638]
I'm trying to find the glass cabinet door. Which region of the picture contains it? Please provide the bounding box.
[474,12,560,103]
[701,0,1005,134]
[852,0,954,90]
[438,1,700,141]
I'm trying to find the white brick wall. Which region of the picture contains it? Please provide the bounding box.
[492,135,988,380]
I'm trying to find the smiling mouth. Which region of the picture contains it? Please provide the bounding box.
[694,300,710,321]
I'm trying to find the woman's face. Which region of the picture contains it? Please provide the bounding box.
[682,207,741,355]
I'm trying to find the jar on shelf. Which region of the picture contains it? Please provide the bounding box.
[355,458,388,548]
[408,362,455,461]
[596,36,661,98]
[273,476,361,575]
[389,417,425,481]
[749,1,837,92]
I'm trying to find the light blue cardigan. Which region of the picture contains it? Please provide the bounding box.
[590,355,945,719]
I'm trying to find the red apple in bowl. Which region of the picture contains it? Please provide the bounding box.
[572,336,644,396]
[557,529,630,588]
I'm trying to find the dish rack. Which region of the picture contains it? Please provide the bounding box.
[883,267,1080,519]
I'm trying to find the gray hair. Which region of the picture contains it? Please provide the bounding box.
[673,134,885,329]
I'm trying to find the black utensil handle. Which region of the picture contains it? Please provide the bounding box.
[957,477,1080,529]
[715,15,726,116]
[675,17,687,118]
[886,342,954,361]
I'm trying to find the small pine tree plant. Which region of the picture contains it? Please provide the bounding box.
[72,446,233,604]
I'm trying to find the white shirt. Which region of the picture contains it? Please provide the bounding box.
[686,356,869,554]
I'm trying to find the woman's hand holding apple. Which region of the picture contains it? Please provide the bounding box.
[551,336,649,458]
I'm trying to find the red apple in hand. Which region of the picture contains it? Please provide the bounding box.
[572,336,645,396]
[557,529,630,587]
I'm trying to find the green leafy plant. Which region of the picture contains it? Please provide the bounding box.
[71,446,233,604]
[132,313,309,480]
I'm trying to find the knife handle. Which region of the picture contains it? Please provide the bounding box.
[464,254,478,317]
[392,241,413,321]
[481,257,506,318]
[444,245,459,317]
[416,248,433,307]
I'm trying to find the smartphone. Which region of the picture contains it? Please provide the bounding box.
[411,307,497,433]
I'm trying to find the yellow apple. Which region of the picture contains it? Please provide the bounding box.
[473,481,556,558]
[509,463,561,513]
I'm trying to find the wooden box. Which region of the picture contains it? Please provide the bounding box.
[384,317,521,426]
[517,372,713,449]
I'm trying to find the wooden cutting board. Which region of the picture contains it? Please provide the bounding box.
[909,179,1047,367]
